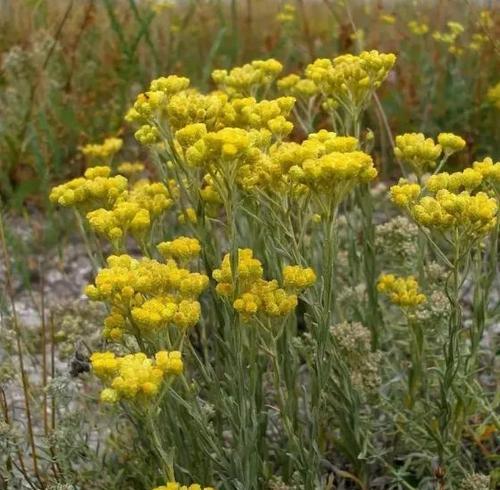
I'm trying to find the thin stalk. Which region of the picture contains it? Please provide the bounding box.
[407,317,425,408]
[265,327,308,480]
[74,210,100,274]
[308,199,337,489]
[50,313,56,433]
[437,232,462,478]
[357,185,383,349]
[40,258,49,438]
[0,210,44,488]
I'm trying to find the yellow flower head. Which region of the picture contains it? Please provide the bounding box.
[222,96,295,133]
[129,180,175,217]
[487,82,500,110]
[152,482,214,490]
[394,133,442,174]
[276,3,296,25]
[154,351,183,375]
[178,207,198,224]
[157,237,201,262]
[291,150,377,198]
[408,21,429,36]
[473,157,500,185]
[149,75,190,95]
[377,274,426,307]
[81,137,123,164]
[379,14,396,25]
[408,20,429,36]
[212,59,283,98]
[282,265,317,290]
[135,124,161,146]
[49,167,128,210]
[278,74,319,98]
[91,350,182,403]
[126,76,190,125]
[86,253,208,335]
[117,161,145,176]
[425,169,483,193]
[412,190,497,237]
[213,250,312,321]
[392,169,497,240]
[305,51,396,109]
[437,133,466,155]
[166,91,228,131]
[86,201,151,244]
[390,180,422,207]
[213,249,263,295]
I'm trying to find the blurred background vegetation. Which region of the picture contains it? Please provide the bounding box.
[0,0,498,212]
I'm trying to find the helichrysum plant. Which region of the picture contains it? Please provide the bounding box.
[46,50,499,490]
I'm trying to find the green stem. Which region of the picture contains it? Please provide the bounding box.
[308,198,337,488]
[357,186,383,349]
[407,317,425,408]
[437,233,462,474]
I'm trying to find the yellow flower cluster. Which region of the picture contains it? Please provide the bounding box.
[49,166,128,209]
[213,249,314,321]
[85,253,208,338]
[126,75,227,142]
[87,201,151,243]
[305,51,396,109]
[437,133,466,155]
[239,130,367,195]
[232,282,298,320]
[426,169,483,193]
[200,174,223,212]
[148,0,174,14]
[149,75,191,95]
[469,33,488,52]
[212,59,283,98]
[276,3,296,25]
[289,149,377,199]
[408,21,429,36]
[128,76,297,143]
[178,207,198,224]
[390,180,422,207]
[282,265,317,290]
[479,10,494,28]
[85,180,174,245]
[222,96,296,137]
[182,127,268,190]
[390,176,497,238]
[117,161,145,176]
[166,91,228,132]
[157,236,201,262]
[487,82,500,110]
[394,133,442,173]
[51,159,176,247]
[134,125,161,146]
[126,75,190,124]
[473,157,500,185]
[91,351,183,403]
[379,14,396,25]
[124,59,390,204]
[81,137,123,164]
[277,74,319,98]
[212,248,263,295]
[127,180,176,218]
[152,482,214,490]
[377,274,426,307]
[433,21,464,45]
[412,190,497,236]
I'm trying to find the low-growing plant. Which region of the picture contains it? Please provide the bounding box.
[2,50,488,490]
